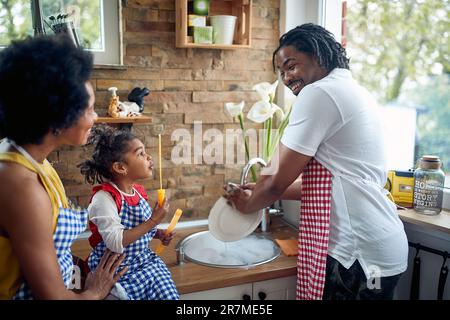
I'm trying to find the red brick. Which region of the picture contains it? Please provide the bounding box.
[57,0,280,222]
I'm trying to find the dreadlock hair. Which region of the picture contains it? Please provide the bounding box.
[78,125,137,185]
[272,23,349,72]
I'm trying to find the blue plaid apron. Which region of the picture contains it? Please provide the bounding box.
[87,187,179,300]
[13,205,88,299]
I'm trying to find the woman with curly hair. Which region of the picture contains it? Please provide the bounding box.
[0,35,127,300]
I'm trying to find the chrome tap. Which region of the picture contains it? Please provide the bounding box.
[175,242,184,265]
[261,203,284,233]
[240,157,267,185]
[239,158,283,232]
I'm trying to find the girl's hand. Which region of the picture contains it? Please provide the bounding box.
[151,198,169,225]
[155,229,175,246]
[84,249,128,300]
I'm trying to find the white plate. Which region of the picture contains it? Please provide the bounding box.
[208,197,262,242]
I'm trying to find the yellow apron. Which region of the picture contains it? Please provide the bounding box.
[0,149,68,299]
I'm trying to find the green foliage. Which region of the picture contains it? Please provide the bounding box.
[0,0,33,45]
[347,0,449,103]
[347,0,450,172]
[0,0,102,49]
[407,75,450,169]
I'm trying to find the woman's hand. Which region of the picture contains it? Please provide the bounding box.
[151,198,169,225]
[83,249,128,300]
[155,229,175,246]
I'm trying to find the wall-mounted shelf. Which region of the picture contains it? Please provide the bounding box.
[175,0,252,50]
[95,115,152,130]
[95,116,152,124]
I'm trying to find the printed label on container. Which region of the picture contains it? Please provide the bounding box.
[413,178,443,209]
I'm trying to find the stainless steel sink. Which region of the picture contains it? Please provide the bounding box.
[175,230,281,269]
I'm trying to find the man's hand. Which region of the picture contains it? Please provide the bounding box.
[223,187,253,213]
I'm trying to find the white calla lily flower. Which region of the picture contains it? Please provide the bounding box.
[224,80,288,165]
[224,101,245,118]
[247,100,278,123]
[252,80,279,102]
[272,103,285,121]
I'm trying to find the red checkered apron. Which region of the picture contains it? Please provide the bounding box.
[296,158,333,300]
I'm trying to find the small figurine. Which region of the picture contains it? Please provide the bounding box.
[128,87,150,113]
[107,87,120,118]
[118,100,140,117]
[107,87,141,118]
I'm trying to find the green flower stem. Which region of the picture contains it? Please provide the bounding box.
[266,116,272,161]
[262,120,267,160]
[268,106,291,161]
[238,114,257,182]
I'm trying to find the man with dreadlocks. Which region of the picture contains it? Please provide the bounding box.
[226,24,408,300]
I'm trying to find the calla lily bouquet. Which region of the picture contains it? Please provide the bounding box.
[225,80,291,182]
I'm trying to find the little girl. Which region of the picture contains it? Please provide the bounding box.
[78,125,179,300]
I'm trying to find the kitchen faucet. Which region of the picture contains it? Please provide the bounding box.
[240,157,267,185]
[240,158,284,232]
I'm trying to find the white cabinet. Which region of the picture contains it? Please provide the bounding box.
[180,276,297,300]
[252,276,297,300]
[181,283,252,300]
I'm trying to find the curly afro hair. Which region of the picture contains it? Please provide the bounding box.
[0,34,93,145]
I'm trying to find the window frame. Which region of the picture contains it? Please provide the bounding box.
[4,0,123,66]
[90,0,123,66]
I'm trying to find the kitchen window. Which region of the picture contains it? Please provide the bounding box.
[280,0,450,210]
[0,0,122,65]
[343,0,450,188]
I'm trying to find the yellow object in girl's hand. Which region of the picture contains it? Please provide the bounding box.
[155,209,183,255]
[157,188,165,207]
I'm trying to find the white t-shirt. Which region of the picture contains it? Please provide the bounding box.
[281,68,408,278]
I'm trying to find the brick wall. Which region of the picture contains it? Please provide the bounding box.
[50,0,280,222]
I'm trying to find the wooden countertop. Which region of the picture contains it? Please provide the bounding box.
[71,218,298,295]
[397,208,450,234]
[71,209,450,295]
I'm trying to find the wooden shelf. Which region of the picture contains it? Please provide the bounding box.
[175,42,251,50]
[176,0,252,49]
[95,115,152,124]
